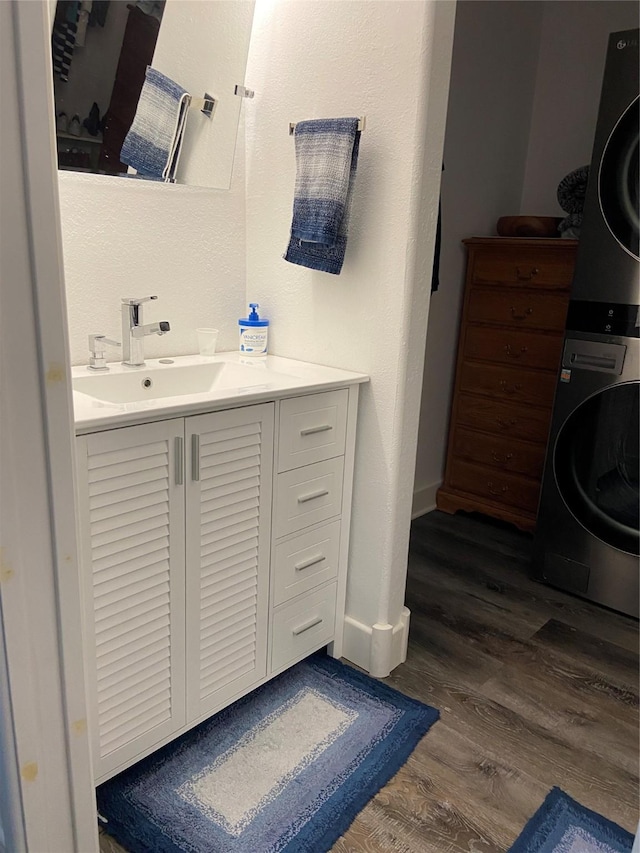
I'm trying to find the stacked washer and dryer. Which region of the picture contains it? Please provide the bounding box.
[533,29,640,617]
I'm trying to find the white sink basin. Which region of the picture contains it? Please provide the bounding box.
[72,359,267,404]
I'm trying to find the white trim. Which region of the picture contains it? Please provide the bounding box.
[411,480,442,519]
[342,607,411,678]
[1,1,96,849]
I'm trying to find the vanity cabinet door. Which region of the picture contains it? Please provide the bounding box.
[185,403,274,722]
[76,419,186,781]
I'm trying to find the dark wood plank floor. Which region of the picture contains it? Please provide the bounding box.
[100,510,639,853]
[334,510,639,852]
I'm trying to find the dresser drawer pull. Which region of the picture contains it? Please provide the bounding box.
[292,616,323,636]
[496,417,517,428]
[510,306,534,320]
[491,452,513,463]
[300,424,333,436]
[487,481,509,496]
[294,554,326,572]
[499,381,522,394]
[297,488,330,504]
[515,267,539,281]
[504,344,528,359]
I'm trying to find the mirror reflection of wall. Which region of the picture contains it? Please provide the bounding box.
[52,0,255,189]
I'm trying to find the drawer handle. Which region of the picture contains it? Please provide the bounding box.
[294,554,326,572]
[510,306,534,320]
[487,481,509,496]
[292,616,323,636]
[300,424,333,436]
[496,417,517,428]
[504,344,528,359]
[491,452,513,463]
[499,380,522,394]
[515,267,539,281]
[297,488,329,504]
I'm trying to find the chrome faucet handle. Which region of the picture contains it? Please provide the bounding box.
[88,334,121,371]
[121,296,158,306]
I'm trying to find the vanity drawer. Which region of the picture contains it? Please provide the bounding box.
[275,458,344,538]
[273,520,341,606]
[271,583,337,671]
[278,390,348,472]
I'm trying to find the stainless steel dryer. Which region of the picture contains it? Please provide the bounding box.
[532,29,639,616]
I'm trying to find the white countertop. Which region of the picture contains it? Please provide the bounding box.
[73,352,369,434]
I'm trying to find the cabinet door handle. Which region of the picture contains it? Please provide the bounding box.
[487,481,509,496]
[297,488,329,504]
[515,266,539,281]
[510,306,534,320]
[491,451,513,463]
[191,434,200,482]
[175,437,184,485]
[496,417,517,428]
[300,424,333,436]
[504,344,528,359]
[292,616,323,636]
[294,554,325,572]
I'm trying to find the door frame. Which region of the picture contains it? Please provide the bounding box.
[0,1,96,849]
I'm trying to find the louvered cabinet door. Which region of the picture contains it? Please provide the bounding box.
[76,420,186,781]
[185,403,274,722]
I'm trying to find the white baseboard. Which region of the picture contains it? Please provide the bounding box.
[411,480,442,519]
[342,607,411,677]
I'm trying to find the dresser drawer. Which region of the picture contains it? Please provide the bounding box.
[468,288,569,332]
[271,583,337,671]
[452,428,545,479]
[449,460,540,513]
[273,520,340,606]
[460,361,557,408]
[456,394,552,444]
[275,457,344,538]
[278,390,348,472]
[464,326,564,372]
[470,247,575,289]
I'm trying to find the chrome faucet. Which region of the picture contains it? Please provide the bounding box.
[121,296,170,367]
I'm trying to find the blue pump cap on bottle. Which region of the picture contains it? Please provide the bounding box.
[238,302,269,327]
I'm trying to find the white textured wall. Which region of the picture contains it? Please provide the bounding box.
[245,0,454,668]
[59,128,247,365]
[413,0,543,514]
[521,1,639,215]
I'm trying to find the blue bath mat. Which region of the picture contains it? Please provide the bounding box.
[97,654,439,853]
[510,787,635,853]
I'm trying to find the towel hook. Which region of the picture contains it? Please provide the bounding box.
[189,93,216,118]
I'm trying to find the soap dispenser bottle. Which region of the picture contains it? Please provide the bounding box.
[238,303,269,356]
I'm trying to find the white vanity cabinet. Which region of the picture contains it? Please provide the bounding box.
[75,380,361,784]
[75,418,188,779]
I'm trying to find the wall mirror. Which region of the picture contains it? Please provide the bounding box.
[52,0,255,189]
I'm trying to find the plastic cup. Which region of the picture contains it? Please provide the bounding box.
[196,328,219,356]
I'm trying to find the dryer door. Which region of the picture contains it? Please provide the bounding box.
[599,96,639,260]
[554,381,639,555]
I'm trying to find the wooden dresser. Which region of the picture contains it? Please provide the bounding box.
[436,237,577,532]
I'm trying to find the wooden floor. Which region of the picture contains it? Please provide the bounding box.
[100,510,639,853]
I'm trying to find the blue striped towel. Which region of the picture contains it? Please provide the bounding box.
[284,118,361,275]
[121,67,190,181]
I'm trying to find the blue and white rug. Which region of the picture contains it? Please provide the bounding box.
[97,654,439,852]
[510,788,635,853]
